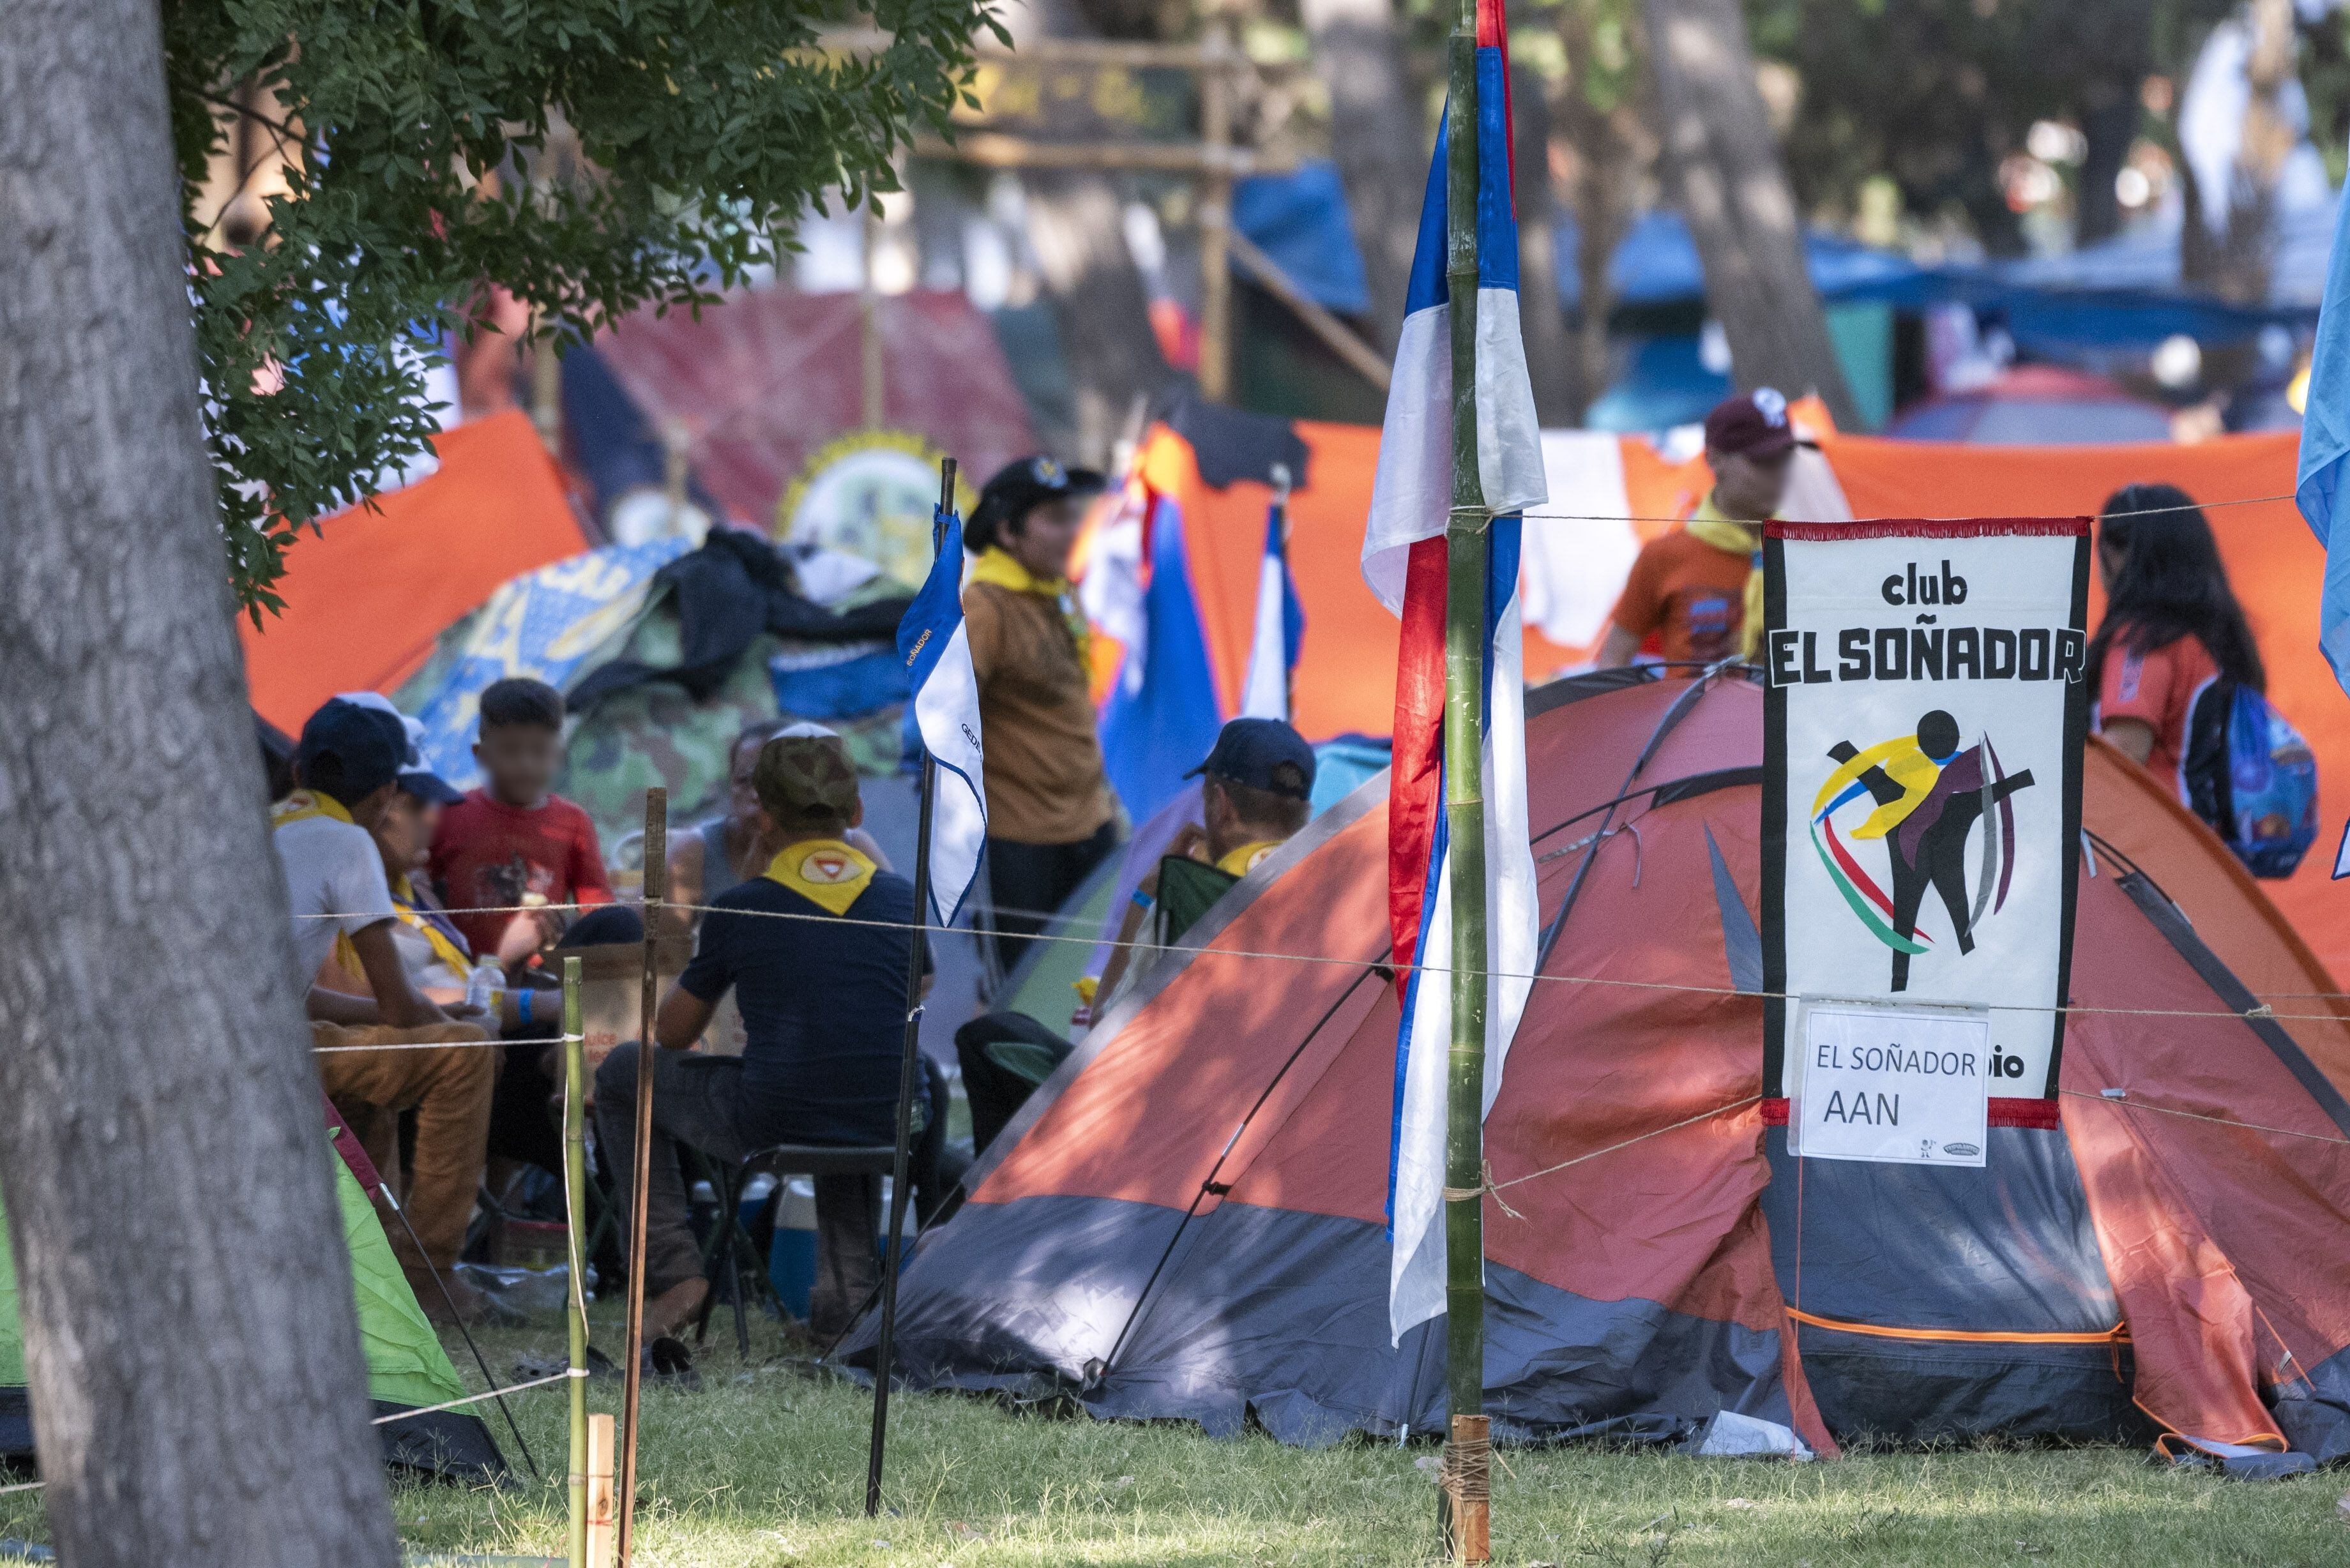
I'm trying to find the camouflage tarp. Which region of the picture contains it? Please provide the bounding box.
[543,585,907,857]
[397,548,907,862]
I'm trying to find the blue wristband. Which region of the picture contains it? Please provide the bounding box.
[1130,889,1155,913]
[517,986,534,1027]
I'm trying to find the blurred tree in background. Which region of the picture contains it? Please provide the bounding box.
[168,0,992,615]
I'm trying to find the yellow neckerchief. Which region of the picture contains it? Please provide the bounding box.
[390,875,475,977]
[969,546,1092,669]
[1813,734,1941,841]
[275,791,377,981]
[1214,839,1282,877]
[761,838,877,916]
[1681,495,1767,660]
[271,788,354,828]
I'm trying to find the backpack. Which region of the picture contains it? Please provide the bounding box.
[2182,682,2319,878]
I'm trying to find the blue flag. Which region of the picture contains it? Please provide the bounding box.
[897,508,989,923]
[2292,187,2350,877]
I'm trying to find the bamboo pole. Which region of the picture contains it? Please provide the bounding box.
[585,1413,617,1568]
[563,958,589,1568]
[906,131,1288,176]
[860,203,885,430]
[618,787,667,1566]
[1196,11,1236,401]
[864,456,954,1515]
[531,326,563,454]
[1439,8,1492,1562]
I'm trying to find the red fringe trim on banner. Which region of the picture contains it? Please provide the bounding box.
[1767,518,2090,541]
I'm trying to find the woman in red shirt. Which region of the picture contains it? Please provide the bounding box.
[2086,484,2266,805]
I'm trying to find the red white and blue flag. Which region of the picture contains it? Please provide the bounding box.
[1361,0,1546,1347]
[1238,490,1307,721]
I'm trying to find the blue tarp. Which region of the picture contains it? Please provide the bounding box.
[1234,166,2324,366]
[1553,210,1927,310]
[1549,203,2318,358]
[1233,160,1374,317]
[1583,335,1728,433]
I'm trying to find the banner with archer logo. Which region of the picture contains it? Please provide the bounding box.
[1761,519,2089,1166]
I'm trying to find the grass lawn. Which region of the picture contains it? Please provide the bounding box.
[11,1304,2340,1566]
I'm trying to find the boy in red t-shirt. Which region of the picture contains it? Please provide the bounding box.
[429,677,614,960]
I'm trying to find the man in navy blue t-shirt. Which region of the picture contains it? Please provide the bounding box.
[595,729,932,1339]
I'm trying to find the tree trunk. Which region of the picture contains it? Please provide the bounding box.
[1553,1,1654,425]
[1641,0,1859,428]
[2181,0,2296,305]
[1512,64,1578,427]
[2073,73,2137,246]
[1006,0,1172,467]
[0,4,400,1565]
[1300,0,1429,354]
[1023,172,1174,465]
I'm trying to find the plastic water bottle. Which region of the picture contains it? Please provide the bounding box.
[464,962,501,1013]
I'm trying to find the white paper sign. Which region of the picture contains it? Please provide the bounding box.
[1793,1002,1990,1167]
[1761,520,2089,1120]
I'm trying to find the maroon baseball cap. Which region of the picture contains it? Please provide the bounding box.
[1703,388,1798,461]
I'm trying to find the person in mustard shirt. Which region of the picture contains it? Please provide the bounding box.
[962,454,1118,965]
[1598,389,1798,668]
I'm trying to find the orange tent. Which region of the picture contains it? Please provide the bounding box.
[1127,418,2345,979]
[1821,430,2343,983]
[239,411,587,733]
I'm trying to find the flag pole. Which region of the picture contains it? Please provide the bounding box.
[1271,461,1296,718]
[864,455,954,1516]
[1439,3,1493,1561]
[617,785,665,1568]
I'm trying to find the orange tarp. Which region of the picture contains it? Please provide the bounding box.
[1146,418,2344,979]
[1823,430,2344,983]
[239,411,587,733]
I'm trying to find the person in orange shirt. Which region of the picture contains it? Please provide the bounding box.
[2087,483,2266,797]
[1598,389,1797,668]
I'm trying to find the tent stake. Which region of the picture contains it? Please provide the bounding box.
[563,958,589,1568]
[618,787,666,1565]
[1439,2,1492,1560]
[586,1413,617,1568]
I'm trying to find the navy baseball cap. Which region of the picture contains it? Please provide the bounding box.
[1186,718,1316,801]
[333,690,461,803]
[969,454,1107,550]
[295,698,407,803]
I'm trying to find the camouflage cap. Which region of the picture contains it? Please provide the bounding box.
[753,731,860,831]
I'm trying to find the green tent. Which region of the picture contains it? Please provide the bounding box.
[0,1121,504,1481]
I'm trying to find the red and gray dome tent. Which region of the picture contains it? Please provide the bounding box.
[845,668,2350,1465]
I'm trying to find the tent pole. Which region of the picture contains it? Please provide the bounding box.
[618,787,667,1567]
[865,456,955,1516]
[563,958,589,1568]
[1439,5,1493,1563]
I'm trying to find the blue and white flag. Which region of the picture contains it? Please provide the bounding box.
[1238,491,1307,721]
[898,507,989,923]
[2292,182,2350,877]
[1358,0,1547,1347]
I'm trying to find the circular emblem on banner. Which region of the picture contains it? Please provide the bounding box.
[776,431,974,591]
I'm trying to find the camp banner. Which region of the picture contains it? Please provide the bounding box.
[1761,518,2090,1168]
